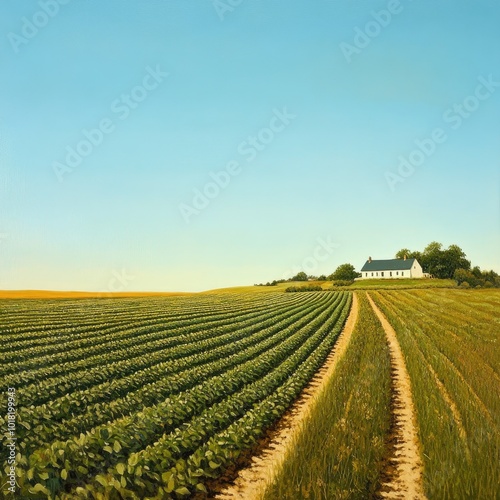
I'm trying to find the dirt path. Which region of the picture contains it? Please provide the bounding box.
[366,294,426,500]
[215,292,359,500]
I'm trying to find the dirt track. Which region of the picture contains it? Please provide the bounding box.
[215,292,359,500]
[367,293,426,500]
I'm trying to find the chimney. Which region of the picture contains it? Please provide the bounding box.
[404,254,407,260]
[368,256,372,263]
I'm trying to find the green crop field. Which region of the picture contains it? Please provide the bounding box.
[0,291,351,499]
[1,288,498,499]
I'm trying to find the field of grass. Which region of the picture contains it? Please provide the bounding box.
[370,288,500,498]
[206,278,457,295]
[263,292,392,499]
[0,291,351,499]
[340,278,456,289]
[201,281,331,294]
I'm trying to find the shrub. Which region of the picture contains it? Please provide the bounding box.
[285,285,323,293]
[331,280,354,287]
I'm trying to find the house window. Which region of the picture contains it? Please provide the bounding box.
[401,271,404,276]
[365,273,368,277]
[390,271,392,277]
[396,271,399,276]
[376,272,378,276]
[371,272,374,276]
[381,272,384,277]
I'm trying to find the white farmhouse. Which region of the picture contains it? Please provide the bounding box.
[360,256,424,279]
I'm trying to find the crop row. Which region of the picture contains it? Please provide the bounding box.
[87,294,352,499]
[18,293,349,497]
[1,293,300,365]
[0,293,285,341]
[1,293,319,407]
[0,292,306,387]
[15,292,337,452]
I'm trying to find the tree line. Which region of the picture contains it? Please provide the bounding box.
[395,241,499,287]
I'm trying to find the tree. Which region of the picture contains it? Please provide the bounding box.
[395,248,411,259]
[454,267,500,288]
[471,266,482,278]
[453,268,476,286]
[291,271,308,281]
[393,242,496,284]
[442,244,470,278]
[420,241,444,277]
[420,242,470,279]
[330,263,359,281]
[395,248,422,262]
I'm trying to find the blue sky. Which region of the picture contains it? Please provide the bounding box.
[0,0,499,292]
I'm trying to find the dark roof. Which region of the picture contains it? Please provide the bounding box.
[360,258,417,272]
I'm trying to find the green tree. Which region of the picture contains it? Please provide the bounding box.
[395,248,422,262]
[471,266,482,278]
[420,241,446,277]
[396,242,493,282]
[330,263,359,281]
[395,248,411,259]
[442,244,470,278]
[291,271,308,281]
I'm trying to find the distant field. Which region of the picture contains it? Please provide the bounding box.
[342,278,456,289]
[205,278,457,294]
[0,277,458,299]
[0,290,195,299]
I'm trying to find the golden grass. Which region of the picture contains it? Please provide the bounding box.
[0,290,195,299]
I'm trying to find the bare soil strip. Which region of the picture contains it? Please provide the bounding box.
[215,292,359,500]
[367,294,426,500]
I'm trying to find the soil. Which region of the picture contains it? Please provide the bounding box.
[367,293,427,500]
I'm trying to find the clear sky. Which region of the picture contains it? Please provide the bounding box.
[0,0,499,292]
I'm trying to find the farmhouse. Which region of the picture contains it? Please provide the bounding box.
[360,256,424,279]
